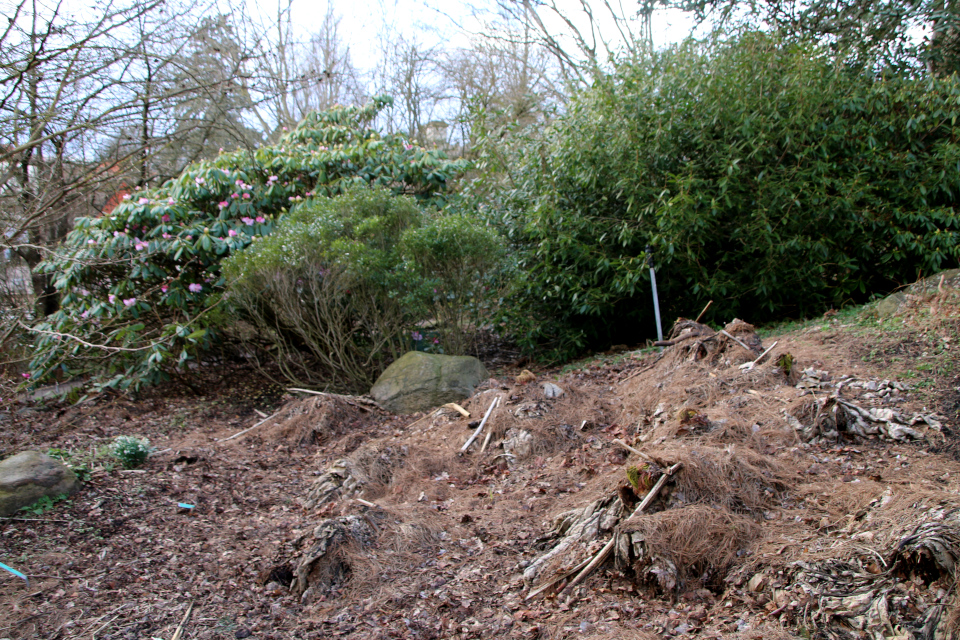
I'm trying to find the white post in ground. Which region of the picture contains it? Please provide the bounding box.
[646,245,663,344]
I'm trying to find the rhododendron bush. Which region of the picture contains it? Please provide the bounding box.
[29,97,467,390]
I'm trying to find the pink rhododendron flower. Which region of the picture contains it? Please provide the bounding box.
[231,193,239,199]
[21,372,30,379]
[195,177,206,185]
[122,194,131,200]
[268,175,278,182]
[138,197,149,205]
[161,214,170,222]
[161,285,168,293]
[108,294,117,303]
[113,231,121,237]
[228,229,238,237]
[256,216,265,223]
[168,198,176,205]
[123,298,136,307]
[186,235,193,240]
[242,193,251,199]
[241,217,254,226]
[189,283,203,293]
[404,143,414,150]
[162,233,171,239]
[218,201,229,209]
[88,239,96,245]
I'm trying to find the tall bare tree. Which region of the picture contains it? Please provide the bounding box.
[252,0,365,133]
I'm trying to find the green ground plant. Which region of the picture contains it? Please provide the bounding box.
[18,493,71,516]
[108,436,154,469]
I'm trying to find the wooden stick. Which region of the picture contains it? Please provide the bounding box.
[91,612,123,639]
[355,498,376,508]
[402,409,441,431]
[286,388,378,412]
[695,300,713,323]
[254,409,269,419]
[461,395,500,452]
[0,517,72,523]
[442,403,470,418]
[739,341,779,371]
[219,411,279,442]
[611,439,656,463]
[555,462,682,596]
[719,330,753,353]
[524,556,594,601]
[170,601,194,640]
[479,431,493,454]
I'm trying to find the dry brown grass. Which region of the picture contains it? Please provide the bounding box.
[647,442,797,513]
[626,504,761,586]
[243,395,370,447]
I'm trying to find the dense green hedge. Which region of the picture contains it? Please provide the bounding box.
[493,34,960,360]
[29,97,467,389]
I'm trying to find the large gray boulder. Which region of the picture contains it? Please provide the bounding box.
[0,451,79,516]
[371,351,489,414]
[877,269,960,318]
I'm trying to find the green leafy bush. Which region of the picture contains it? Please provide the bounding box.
[223,186,505,390]
[29,97,467,390]
[108,435,154,469]
[399,213,507,356]
[491,33,960,360]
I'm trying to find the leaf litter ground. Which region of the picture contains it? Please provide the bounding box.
[3,291,960,639]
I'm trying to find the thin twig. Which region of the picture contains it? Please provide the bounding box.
[218,411,279,442]
[739,341,779,371]
[719,329,753,353]
[0,517,73,523]
[479,431,493,454]
[286,388,379,412]
[694,300,713,323]
[402,409,441,431]
[461,395,500,453]
[611,439,655,463]
[170,601,194,640]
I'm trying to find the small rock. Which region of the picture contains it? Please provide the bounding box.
[235,629,252,639]
[747,573,765,592]
[541,382,564,398]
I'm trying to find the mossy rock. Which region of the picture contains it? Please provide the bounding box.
[370,351,489,414]
[0,451,78,516]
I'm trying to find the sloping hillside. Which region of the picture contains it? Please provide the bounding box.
[3,289,960,640]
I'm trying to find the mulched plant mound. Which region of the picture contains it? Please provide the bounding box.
[3,291,960,639]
